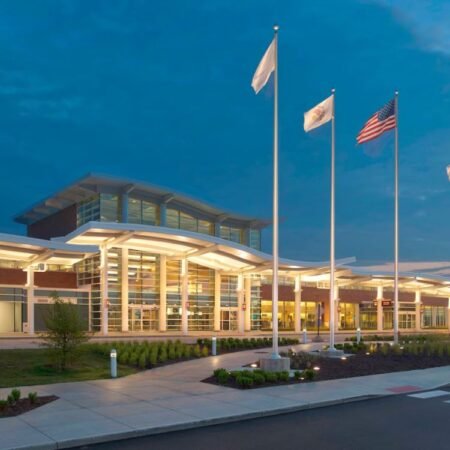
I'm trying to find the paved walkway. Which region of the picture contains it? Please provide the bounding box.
[1,344,449,450]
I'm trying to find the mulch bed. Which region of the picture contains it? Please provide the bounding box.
[203,353,450,390]
[0,396,58,418]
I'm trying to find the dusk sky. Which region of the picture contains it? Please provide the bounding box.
[0,0,448,264]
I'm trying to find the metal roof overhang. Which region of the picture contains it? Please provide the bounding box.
[0,233,98,267]
[59,222,355,275]
[14,173,269,228]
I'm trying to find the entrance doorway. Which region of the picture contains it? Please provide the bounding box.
[129,305,158,331]
[220,309,238,331]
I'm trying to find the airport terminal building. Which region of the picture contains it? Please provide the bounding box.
[1,174,449,335]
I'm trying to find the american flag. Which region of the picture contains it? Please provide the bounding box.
[357,98,396,145]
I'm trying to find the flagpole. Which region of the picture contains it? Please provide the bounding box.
[394,91,399,345]
[329,88,336,351]
[271,24,280,359]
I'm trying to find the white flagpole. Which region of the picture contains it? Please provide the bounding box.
[271,24,280,359]
[329,88,336,351]
[394,91,399,344]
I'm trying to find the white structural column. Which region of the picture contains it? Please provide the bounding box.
[244,277,252,331]
[448,298,450,332]
[159,255,167,332]
[237,274,245,333]
[333,284,339,331]
[415,291,421,332]
[294,275,301,333]
[214,270,221,332]
[377,286,384,332]
[355,304,360,329]
[181,259,189,335]
[26,267,35,334]
[121,248,129,332]
[100,246,109,336]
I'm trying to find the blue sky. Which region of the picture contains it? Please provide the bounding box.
[0,0,448,263]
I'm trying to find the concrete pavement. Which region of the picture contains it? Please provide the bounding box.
[0,343,449,450]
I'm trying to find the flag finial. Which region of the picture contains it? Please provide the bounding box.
[331,88,336,94]
[273,24,279,32]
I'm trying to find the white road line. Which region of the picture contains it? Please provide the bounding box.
[408,390,450,399]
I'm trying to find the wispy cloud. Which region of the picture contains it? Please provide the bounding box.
[371,0,450,56]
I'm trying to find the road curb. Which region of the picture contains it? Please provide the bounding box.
[50,393,382,449]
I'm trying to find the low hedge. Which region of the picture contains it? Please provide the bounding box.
[197,337,299,353]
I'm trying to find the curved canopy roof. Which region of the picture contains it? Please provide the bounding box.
[59,221,355,275]
[14,173,269,228]
[0,233,98,267]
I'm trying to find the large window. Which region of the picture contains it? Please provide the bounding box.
[338,303,357,330]
[166,260,181,330]
[250,278,262,330]
[128,197,159,226]
[359,303,377,330]
[128,250,159,306]
[220,225,243,244]
[0,287,25,333]
[100,194,121,222]
[421,305,447,329]
[249,229,261,250]
[166,208,213,236]
[188,263,214,331]
[77,196,100,226]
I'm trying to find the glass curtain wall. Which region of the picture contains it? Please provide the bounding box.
[359,303,377,329]
[128,197,160,226]
[188,263,214,331]
[77,195,100,226]
[421,305,447,329]
[128,250,160,331]
[166,209,213,236]
[250,277,262,330]
[220,275,238,331]
[76,255,101,331]
[107,248,122,331]
[166,260,181,330]
[0,287,25,332]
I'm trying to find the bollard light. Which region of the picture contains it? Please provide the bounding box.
[302,328,308,344]
[110,349,117,378]
[356,327,361,344]
[211,336,217,356]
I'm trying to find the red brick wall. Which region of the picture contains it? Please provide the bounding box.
[0,269,77,288]
[0,268,26,285]
[35,271,78,289]
[384,290,415,302]
[422,296,448,307]
[261,284,294,301]
[339,288,375,303]
[27,204,77,239]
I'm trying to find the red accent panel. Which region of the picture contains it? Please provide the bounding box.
[384,290,415,302]
[421,296,447,307]
[27,204,77,239]
[0,268,26,285]
[339,288,376,303]
[261,284,294,301]
[35,271,78,289]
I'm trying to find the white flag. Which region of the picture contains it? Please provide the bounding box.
[304,95,334,132]
[447,165,450,180]
[251,39,275,94]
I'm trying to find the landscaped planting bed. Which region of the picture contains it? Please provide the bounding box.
[197,337,299,353]
[0,388,57,418]
[205,340,450,389]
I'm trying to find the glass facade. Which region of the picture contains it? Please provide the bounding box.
[220,225,243,244]
[338,303,357,330]
[77,194,121,226]
[188,263,214,331]
[0,287,25,332]
[421,305,447,329]
[220,275,238,331]
[360,303,377,330]
[250,278,262,330]
[128,197,159,226]
[166,260,182,330]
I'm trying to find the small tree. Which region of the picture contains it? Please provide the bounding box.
[41,293,90,371]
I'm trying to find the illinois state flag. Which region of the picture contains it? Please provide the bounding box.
[304,95,333,132]
[251,39,275,94]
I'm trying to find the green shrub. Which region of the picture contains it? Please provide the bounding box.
[7,394,14,406]
[278,371,289,382]
[0,399,7,410]
[28,392,38,404]
[183,345,192,358]
[149,348,158,366]
[11,388,21,402]
[380,343,390,356]
[303,368,315,381]
[265,372,278,383]
[193,344,202,358]
[391,344,402,355]
[138,352,147,369]
[175,344,184,359]
[229,370,241,379]
[217,371,230,384]
[294,370,302,380]
[253,373,265,385]
[201,346,209,357]
[129,352,139,366]
[236,376,254,389]
[158,347,168,363]
[118,351,129,365]
[168,345,176,360]
[213,368,227,378]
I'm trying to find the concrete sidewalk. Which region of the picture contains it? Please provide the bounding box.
[1,344,449,450]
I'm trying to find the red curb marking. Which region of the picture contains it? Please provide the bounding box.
[387,385,422,393]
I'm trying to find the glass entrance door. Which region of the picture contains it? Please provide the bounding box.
[220,309,238,331]
[129,305,158,331]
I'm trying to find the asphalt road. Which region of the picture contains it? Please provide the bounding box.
[77,386,450,450]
